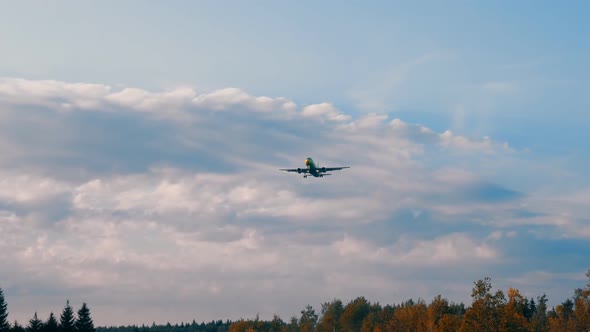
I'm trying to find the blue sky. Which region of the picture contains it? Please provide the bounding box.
[2,1,588,156]
[0,0,589,326]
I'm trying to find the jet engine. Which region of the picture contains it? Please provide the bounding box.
[297,168,302,173]
[321,167,326,172]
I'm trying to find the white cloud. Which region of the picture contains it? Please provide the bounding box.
[192,87,297,113]
[0,78,297,120]
[301,102,351,122]
[0,171,71,203]
[0,78,111,111]
[0,77,587,326]
[106,87,196,114]
[331,233,497,267]
[395,233,497,265]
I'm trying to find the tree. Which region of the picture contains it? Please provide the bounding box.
[389,299,428,332]
[299,305,317,332]
[60,300,75,332]
[460,277,506,332]
[10,322,25,332]
[287,316,299,332]
[269,315,285,332]
[338,297,371,332]
[436,314,461,332]
[0,289,9,332]
[43,313,59,332]
[548,299,575,332]
[27,313,43,332]
[317,299,343,332]
[572,269,590,332]
[227,320,247,332]
[502,288,528,331]
[359,312,378,332]
[530,294,549,332]
[427,295,448,331]
[75,303,95,332]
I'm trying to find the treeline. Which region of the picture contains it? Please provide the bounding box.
[0,293,95,332]
[2,270,589,332]
[222,272,590,332]
[223,275,590,332]
[97,320,231,332]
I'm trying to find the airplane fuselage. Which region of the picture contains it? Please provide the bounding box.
[303,158,325,177]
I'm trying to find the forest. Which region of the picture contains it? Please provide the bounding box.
[1,270,589,332]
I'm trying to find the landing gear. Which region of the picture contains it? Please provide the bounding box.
[303,175,307,178]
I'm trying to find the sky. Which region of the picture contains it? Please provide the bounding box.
[0,0,589,327]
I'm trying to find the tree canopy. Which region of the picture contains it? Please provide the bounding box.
[1,268,590,332]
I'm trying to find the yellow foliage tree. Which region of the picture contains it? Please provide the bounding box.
[572,269,590,331]
[460,277,506,332]
[388,299,428,332]
[435,314,461,332]
[502,287,528,331]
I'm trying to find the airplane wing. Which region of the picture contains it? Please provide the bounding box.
[279,168,309,173]
[321,167,350,172]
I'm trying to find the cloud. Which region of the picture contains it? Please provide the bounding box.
[0,78,297,121]
[301,102,351,122]
[0,77,587,325]
[193,88,297,113]
[332,232,497,267]
[0,171,71,204]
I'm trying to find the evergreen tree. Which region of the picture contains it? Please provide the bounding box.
[526,298,537,320]
[75,303,95,332]
[0,289,9,332]
[287,317,299,332]
[43,313,59,332]
[269,315,284,332]
[531,294,549,332]
[60,300,75,332]
[11,321,25,332]
[27,313,42,332]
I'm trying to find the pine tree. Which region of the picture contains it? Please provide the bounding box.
[531,294,549,332]
[11,321,26,332]
[75,303,95,332]
[0,289,9,332]
[43,313,59,332]
[60,301,75,332]
[27,313,42,332]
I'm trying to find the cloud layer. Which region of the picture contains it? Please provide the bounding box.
[0,78,588,326]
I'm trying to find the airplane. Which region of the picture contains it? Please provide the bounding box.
[279,157,350,178]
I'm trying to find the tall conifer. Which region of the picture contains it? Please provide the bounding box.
[27,313,42,332]
[11,321,25,332]
[43,313,59,332]
[0,289,9,332]
[59,301,75,332]
[74,303,94,332]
